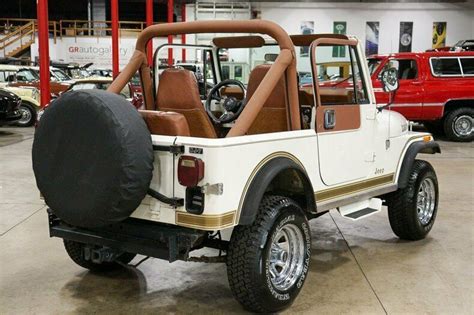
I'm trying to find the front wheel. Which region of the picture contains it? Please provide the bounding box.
[443,107,473,142]
[16,102,37,127]
[385,160,438,240]
[227,196,311,313]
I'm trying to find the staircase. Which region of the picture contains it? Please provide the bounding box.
[0,21,35,58]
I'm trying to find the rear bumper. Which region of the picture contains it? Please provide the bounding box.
[48,210,205,262]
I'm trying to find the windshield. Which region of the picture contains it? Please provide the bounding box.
[217,45,311,86]
[367,58,382,75]
[17,69,39,81]
[52,69,71,81]
[70,82,111,91]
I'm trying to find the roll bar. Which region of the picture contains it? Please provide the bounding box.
[107,20,301,137]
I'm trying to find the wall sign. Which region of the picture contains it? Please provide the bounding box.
[432,22,447,49]
[399,22,413,52]
[300,21,314,57]
[332,21,347,57]
[365,21,379,56]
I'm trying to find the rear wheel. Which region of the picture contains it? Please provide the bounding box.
[385,160,438,240]
[64,240,136,272]
[227,196,311,313]
[443,107,473,142]
[16,102,37,127]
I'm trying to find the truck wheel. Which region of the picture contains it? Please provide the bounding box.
[16,102,37,127]
[443,107,473,142]
[423,120,444,136]
[64,240,136,272]
[386,160,438,240]
[227,196,311,313]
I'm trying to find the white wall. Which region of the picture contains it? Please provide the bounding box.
[255,2,474,54]
[30,35,189,70]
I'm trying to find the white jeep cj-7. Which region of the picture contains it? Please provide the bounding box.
[33,20,440,312]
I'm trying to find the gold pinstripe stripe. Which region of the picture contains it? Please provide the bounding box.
[315,173,395,202]
[175,211,236,230]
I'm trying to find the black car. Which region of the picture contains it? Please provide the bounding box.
[0,88,22,126]
[451,40,474,52]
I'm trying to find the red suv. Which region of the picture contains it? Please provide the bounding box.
[369,51,474,141]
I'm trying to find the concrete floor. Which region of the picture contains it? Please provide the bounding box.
[0,126,472,314]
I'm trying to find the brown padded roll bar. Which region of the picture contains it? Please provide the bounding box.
[107,20,301,137]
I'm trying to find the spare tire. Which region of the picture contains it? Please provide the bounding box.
[33,89,154,228]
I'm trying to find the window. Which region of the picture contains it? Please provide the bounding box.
[17,69,37,82]
[384,59,418,80]
[430,58,462,76]
[314,45,368,105]
[350,47,369,103]
[0,71,7,82]
[367,58,382,75]
[460,58,474,75]
[221,65,230,80]
[0,71,17,82]
[70,83,97,91]
[234,65,243,81]
[52,69,70,81]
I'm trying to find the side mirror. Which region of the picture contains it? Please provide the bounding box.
[380,67,399,93]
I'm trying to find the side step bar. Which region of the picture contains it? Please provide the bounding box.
[338,198,382,221]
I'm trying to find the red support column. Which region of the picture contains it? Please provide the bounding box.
[181,3,186,62]
[111,0,119,78]
[167,0,173,66]
[36,0,50,107]
[146,0,153,65]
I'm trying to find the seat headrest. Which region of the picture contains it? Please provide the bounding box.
[246,64,287,109]
[157,68,202,110]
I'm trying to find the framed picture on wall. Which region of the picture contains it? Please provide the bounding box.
[332,21,347,57]
[365,21,380,56]
[300,21,314,57]
[432,22,447,49]
[399,22,413,52]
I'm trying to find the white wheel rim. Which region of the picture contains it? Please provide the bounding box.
[18,107,32,125]
[268,223,305,291]
[417,177,436,225]
[453,115,473,137]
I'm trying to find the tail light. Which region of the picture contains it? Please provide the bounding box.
[178,156,204,187]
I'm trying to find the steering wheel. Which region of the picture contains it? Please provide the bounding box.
[205,79,246,124]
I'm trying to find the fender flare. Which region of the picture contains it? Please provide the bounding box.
[398,140,440,189]
[238,156,316,225]
[19,97,40,109]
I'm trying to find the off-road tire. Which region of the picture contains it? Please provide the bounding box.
[227,195,311,313]
[64,240,136,272]
[385,160,438,240]
[16,102,37,127]
[443,107,473,142]
[423,120,444,136]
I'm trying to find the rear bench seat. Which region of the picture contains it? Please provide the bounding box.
[139,110,191,136]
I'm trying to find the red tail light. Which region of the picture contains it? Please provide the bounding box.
[178,156,205,187]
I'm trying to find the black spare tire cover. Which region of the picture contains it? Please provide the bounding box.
[33,89,154,228]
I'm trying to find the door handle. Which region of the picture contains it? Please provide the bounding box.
[324,109,336,129]
[411,81,422,86]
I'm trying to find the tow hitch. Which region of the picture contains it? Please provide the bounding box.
[83,246,123,264]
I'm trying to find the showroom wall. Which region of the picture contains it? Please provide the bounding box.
[255,2,474,54]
